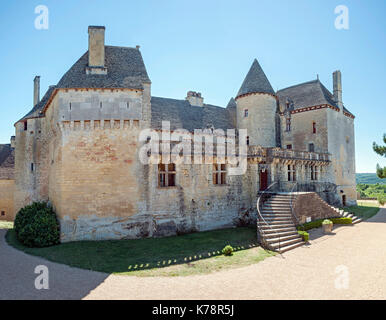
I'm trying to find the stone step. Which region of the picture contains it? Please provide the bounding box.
[261,213,293,218]
[261,226,297,234]
[261,216,293,221]
[264,204,292,209]
[266,233,301,244]
[264,230,299,239]
[270,237,303,249]
[259,221,294,227]
[353,218,362,224]
[262,209,292,214]
[277,241,305,254]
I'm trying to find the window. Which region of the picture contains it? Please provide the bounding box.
[24,121,27,131]
[1,211,5,216]
[213,164,227,185]
[244,109,248,117]
[311,165,318,181]
[287,165,296,181]
[286,102,290,109]
[246,136,250,146]
[31,163,34,172]
[286,118,291,132]
[309,143,314,152]
[158,163,176,187]
[286,144,292,149]
[312,121,316,134]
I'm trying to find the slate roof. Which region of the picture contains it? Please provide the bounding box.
[0,144,14,179]
[237,59,275,97]
[19,85,56,122]
[277,79,354,116]
[57,46,150,89]
[19,46,150,122]
[151,97,235,132]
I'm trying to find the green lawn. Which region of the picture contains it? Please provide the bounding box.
[6,227,275,277]
[344,201,380,220]
[0,221,13,229]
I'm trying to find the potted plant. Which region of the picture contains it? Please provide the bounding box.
[322,219,333,234]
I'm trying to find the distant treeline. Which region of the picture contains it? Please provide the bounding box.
[357,183,386,200]
[356,173,386,185]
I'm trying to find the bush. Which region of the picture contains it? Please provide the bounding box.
[377,194,386,206]
[322,219,333,225]
[298,230,309,242]
[222,245,234,256]
[14,202,60,248]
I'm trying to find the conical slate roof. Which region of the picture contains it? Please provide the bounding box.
[237,59,275,98]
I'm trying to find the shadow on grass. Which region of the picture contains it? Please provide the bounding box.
[6,226,269,275]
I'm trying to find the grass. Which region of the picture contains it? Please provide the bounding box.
[0,221,13,229]
[343,201,380,220]
[6,226,276,277]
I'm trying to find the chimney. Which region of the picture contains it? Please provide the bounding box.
[86,26,107,75]
[186,91,204,107]
[333,70,343,109]
[10,136,15,149]
[33,76,40,106]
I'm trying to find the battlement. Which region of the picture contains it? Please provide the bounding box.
[58,119,141,131]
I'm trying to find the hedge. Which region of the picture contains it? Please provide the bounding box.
[297,217,352,231]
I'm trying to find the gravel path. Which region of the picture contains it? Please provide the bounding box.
[1,208,386,300]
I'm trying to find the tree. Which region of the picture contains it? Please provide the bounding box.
[373,134,386,178]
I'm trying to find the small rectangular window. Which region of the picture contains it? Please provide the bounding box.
[286,144,292,149]
[1,211,5,216]
[158,162,176,187]
[213,164,227,185]
[287,165,296,181]
[309,143,314,152]
[24,122,27,131]
[31,163,34,172]
[311,165,319,181]
[246,136,249,146]
[244,109,248,117]
[286,118,291,132]
[312,122,316,134]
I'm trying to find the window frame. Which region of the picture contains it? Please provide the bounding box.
[213,163,227,185]
[158,163,176,187]
[287,164,296,182]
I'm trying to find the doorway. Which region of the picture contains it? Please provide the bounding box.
[260,170,268,191]
[342,195,346,207]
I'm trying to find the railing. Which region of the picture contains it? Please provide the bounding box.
[267,148,331,162]
[256,182,281,252]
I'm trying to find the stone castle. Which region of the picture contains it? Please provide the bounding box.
[0,26,356,242]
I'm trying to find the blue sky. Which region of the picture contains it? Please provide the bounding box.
[0,0,385,173]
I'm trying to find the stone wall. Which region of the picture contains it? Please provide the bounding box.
[0,180,15,221]
[236,93,276,147]
[292,192,340,224]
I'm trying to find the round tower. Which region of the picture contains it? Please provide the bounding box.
[236,59,277,147]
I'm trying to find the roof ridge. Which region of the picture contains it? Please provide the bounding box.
[277,79,319,92]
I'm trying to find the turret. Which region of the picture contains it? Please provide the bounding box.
[235,59,276,147]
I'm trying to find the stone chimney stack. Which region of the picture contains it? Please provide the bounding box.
[33,76,40,107]
[333,70,343,110]
[86,26,107,74]
[186,91,204,107]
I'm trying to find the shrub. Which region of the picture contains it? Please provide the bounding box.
[298,230,309,242]
[14,202,60,248]
[377,194,386,206]
[222,245,234,256]
[331,217,352,225]
[322,219,333,225]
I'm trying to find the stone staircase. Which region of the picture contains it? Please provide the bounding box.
[327,205,362,224]
[258,193,305,254]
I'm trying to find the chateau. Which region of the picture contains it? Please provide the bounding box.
[0,26,356,243]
